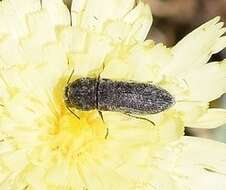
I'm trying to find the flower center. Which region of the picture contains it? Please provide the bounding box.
[38,78,108,159]
[48,109,107,158]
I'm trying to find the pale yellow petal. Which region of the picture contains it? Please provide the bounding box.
[25,167,48,190]
[182,60,226,101]
[187,108,226,129]
[0,150,28,173]
[71,0,135,30]
[0,37,25,66]
[42,0,71,26]
[69,32,113,76]
[174,101,209,126]
[158,111,184,144]
[103,2,152,43]
[56,26,88,53]
[1,45,67,90]
[79,156,130,190]
[212,36,226,53]
[101,42,171,82]
[45,160,84,188]
[24,10,56,46]
[164,17,226,76]
[71,0,152,42]
[102,20,133,43]
[152,136,226,190]
[175,99,226,129]
[123,3,152,42]
[0,0,40,38]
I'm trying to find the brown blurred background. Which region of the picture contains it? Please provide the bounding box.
[64,0,226,142]
[145,0,226,47]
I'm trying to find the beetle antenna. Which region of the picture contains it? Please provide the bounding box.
[66,105,80,119]
[67,68,75,84]
[65,67,80,119]
[124,113,155,126]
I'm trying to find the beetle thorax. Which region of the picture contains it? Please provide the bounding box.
[65,78,98,111]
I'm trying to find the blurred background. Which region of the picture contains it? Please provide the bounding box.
[64,0,226,142]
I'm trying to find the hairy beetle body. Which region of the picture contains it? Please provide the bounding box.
[65,78,175,114]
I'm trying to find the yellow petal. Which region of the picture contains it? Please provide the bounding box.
[56,26,88,53]
[183,60,226,101]
[175,101,226,129]
[158,111,184,144]
[0,44,67,93]
[25,167,48,190]
[79,156,131,190]
[45,160,84,188]
[103,20,133,42]
[24,10,56,45]
[0,0,40,38]
[71,0,152,42]
[101,42,171,82]
[0,150,28,173]
[42,0,71,26]
[212,36,226,53]
[174,101,209,126]
[69,32,113,76]
[71,0,135,31]
[103,2,152,43]
[124,3,152,42]
[187,108,226,129]
[164,17,226,76]
[0,37,25,66]
[152,136,226,190]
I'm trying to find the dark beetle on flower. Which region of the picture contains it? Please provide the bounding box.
[64,77,175,123]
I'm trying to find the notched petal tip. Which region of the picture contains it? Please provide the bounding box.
[164,16,226,76]
[182,60,226,102]
[71,0,152,42]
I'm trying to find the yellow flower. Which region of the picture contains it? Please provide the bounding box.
[0,0,226,190]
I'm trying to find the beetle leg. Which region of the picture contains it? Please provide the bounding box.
[124,113,155,126]
[105,128,109,139]
[98,110,109,139]
[98,110,104,122]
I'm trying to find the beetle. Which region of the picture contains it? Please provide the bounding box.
[64,77,175,119]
